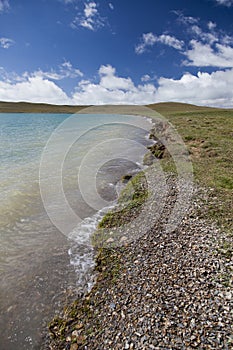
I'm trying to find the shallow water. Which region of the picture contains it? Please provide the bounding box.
[0,112,152,349]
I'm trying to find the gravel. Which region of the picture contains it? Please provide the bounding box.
[46,176,232,350]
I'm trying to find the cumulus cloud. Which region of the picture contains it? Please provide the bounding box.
[73,66,233,107]
[0,0,9,13]
[71,64,157,104]
[183,40,233,67]
[0,37,14,49]
[71,1,104,31]
[0,62,83,104]
[71,65,233,107]
[0,76,70,104]
[141,74,151,82]
[135,32,184,54]
[1,64,233,108]
[109,3,114,10]
[215,0,233,6]
[156,69,233,108]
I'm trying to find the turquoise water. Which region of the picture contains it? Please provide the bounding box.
[0,112,152,349]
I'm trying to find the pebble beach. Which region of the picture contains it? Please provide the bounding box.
[46,175,233,350]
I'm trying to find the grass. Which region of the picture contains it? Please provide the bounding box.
[97,171,148,228]
[148,104,233,232]
[0,101,87,113]
[91,171,148,248]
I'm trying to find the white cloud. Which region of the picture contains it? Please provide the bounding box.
[222,35,233,45]
[159,34,184,50]
[71,1,104,31]
[0,0,9,12]
[156,69,233,108]
[173,12,233,68]
[189,24,218,45]
[215,0,233,6]
[3,61,83,83]
[0,62,83,104]
[135,33,157,54]
[136,32,184,54]
[0,67,24,83]
[72,64,157,104]
[109,3,114,10]
[32,61,83,80]
[190,25,202,36]
[141,74,157,82]
[173,11,199,25]
[208,21,217,30]
[62,0,75,3]
[147,13,233,69]
[0,76,70,104]
[98,64,136,90]
[141,74,151,82]
[84,2,97,18]
[0,37,14,49]
[183,40,233,67]
[1,65,233,108]
[71,65,233,107]
[99,64,115,76]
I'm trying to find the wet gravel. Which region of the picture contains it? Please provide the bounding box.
[46,177,232,350]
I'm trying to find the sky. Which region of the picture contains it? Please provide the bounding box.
[0,0,233,107]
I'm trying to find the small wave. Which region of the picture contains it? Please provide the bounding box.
[67,205,114,292]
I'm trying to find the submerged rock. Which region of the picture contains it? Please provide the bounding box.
[121,174,133,183]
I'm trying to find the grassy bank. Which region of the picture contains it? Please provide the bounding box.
[149,103,233,231]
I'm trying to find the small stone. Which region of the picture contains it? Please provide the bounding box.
[75,323,84,330]
[109,302,116,309]
[72,330,79,339]
[70,344,78,350]
[76,335,85,345]
[135,332,141,337]
[125,341,130,349]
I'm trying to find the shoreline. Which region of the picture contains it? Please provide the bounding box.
[44,124,232,349]
[0,101,227,114]
[45,178,232,350]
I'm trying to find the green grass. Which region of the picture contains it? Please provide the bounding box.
[149,104,233,231]
[91,171,148,248]
[97,171,148,230]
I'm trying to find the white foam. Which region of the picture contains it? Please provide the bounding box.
[67,115,153,291]
[67,205,115,291]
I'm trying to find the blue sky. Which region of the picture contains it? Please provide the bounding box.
[0,0,233,107]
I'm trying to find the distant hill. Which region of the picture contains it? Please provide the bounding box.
[0,100,229,114]
[0,101,87,113]
[147,102,222,115]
